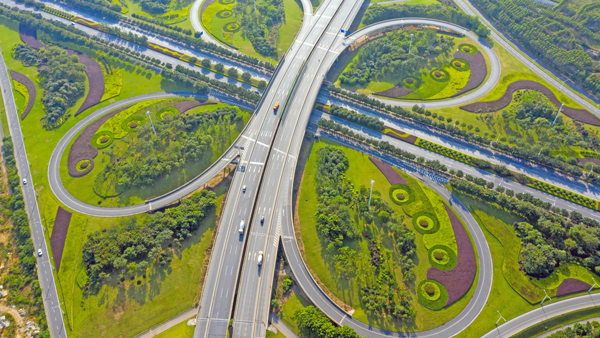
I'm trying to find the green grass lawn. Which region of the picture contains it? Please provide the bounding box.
[298,139,476,331]
[153,320,196,338]
[368,0,439,7]
[121,0,195,33]
[266,330,286,338]
[279,293,309,334]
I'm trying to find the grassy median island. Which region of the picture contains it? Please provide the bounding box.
[120,0,195,33]
[330,30,488,100]
[201,0,303,62]
[296,138,477,331]
[59,99,250,207]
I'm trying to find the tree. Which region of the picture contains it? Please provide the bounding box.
[241,72,252,82]
[270,299,279,308]
[522,243,556,277]
[194,80,209,95]
[214,63,224,72]
[188,56,198,64]
[476,24,490,37]
[227,67,238,78]
[201,58,211,68]
[258,80,267,89]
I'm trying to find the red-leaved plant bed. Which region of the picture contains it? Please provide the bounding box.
[427,203,476,306]
[460,80,600,126]
[369,157,407,185]
[374,85,413,98]
[75,53,105,115]
[50,207,72,272]
[452,50,487,97]
[10,70,37,120]
[67,106,131,177]
[556,278,591,297]
[19,23,47,49]
[171,100,216,114]
[383,125,418,144]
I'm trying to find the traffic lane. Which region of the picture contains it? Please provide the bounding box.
[312,103,600,200]
[0,55,67,337]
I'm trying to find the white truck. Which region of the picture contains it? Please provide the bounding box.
[258,251,263,265]
[239,220,245,234]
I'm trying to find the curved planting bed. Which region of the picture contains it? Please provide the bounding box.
[555,278,591,297]
[374,85,413,98]
[157,106,179,120]
[66,106,131,177]
[10,70,36,120]
[458,44,478,55]
[369,157,407,185]
[430,69,450,82]
[412,211,440,234]
[75,53,105,116]
[417,279,448,310]
[389,184,415,205]
[383,126,417,144]
[171,99,215,113]
[426,203,476,306]
[451,50,487,97]
[460,80,600,126]
[428,245,457,270]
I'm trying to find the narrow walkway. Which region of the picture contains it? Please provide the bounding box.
[134,307,197,338]
[535,316,600,338]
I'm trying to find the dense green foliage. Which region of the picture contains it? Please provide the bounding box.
[0,137,50,337]
[292,306,359,338]
[137,0,171,14]
[82,190,216,291]
[340,30,454,86]
[14,44,86,128]
[315,146,417,320]
[328,105,384,130]
[546,321,600,338]
[471,0,600,96]
[450,178,600,278]
[96,106,242,193]
[363,3,488,36]
[234,0,284,56]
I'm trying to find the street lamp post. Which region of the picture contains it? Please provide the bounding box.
[588,278,598,293]
[540,289,551,305]
[495,311,506,326]
[368,179,375,209]
[408,34,414,53]
[551,103,564,127]
[146,110,157,136]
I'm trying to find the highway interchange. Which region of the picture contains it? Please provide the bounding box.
[1,0,600,337]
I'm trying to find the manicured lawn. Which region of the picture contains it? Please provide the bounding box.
[277,0,304,56]
[121,0,194,33]
[153,320,195,338]
[266,330,286,338]
[279,293,309,334]
[298,139,475,331]
[368,0,439,6]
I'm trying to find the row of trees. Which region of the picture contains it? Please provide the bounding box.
[546,321,600,338]
[14,44,86,128]
[137,0,170,14]
[99,106,242,191]
[129,13,193,36]
[0,137,50,337]
[327,105,384,131]
[340,29,454,85]
[362,2,490,37]
[83,190,216,291]
[470,0,600,97]
[449,177,600,278]
[327,85,599,183]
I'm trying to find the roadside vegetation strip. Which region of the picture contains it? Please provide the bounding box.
[9,70,36,119]
[75,53,105,115]
[67,106,130,177]
[42,6,75,20]
[73,17,98,26]
[514,174,599,211]
[427,203,477,306]
[511,307,600,338]
[460,80,600,126]
[417,279,448,310]
[50,206,72,272]
[555,279,591,297]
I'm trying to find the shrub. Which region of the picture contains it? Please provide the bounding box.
[425,284,435,295]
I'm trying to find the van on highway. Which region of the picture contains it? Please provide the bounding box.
[239,220,245,234]
[258,251,263,265]
[273,102,279,111]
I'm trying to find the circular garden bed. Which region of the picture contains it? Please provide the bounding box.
[401,76,421,90]
[389,184,415,205]
[216,10,233,18]
[458,43,478,55]
[122,115,146,132]
[430,69,450,82]
[219,0,235,4]
[417,279,448,310]
[157,106,179,120]
[428,244,457,270]
[223,22,241,33]
[76,159,92,172]
[451,58,470,71]
[412,211,440,234]
[91,131,115,149]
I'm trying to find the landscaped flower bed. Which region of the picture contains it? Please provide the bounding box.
[368,157,407,185]
[452,50,487,97]
[427,203,476,306]
[10,70,36,119]
[460,80,600,126]
[417,279,448,310]
[389,184,415,205]
[374,85,413,98]
[555,278,591,297]
[412,210,440,234]
[382,126,417,144]
[50,206,72,272]
[428,245,457,270]
[75,53,105,115]
[171,100,215,113]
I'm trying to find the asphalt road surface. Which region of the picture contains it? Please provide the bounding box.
[0,48,68,338]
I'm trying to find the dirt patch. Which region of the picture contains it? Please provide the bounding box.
[9,70,37,120]
[452,51,487,97]
[426,203,476,306]
[50,207,72,272]
[460,80,600,126]
[556,278,591,297]
[369,157,407,185]
[171,100,216,114]
[67,106,131,177]
[578,158,600,167]
[75,53,105,116]
[374,85,413,98]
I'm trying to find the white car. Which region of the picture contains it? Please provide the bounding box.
[22,178,27,185]
[242,185,246,193]
[239,220,245,234]
[257,251,263,265]
[37,249,42,257]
